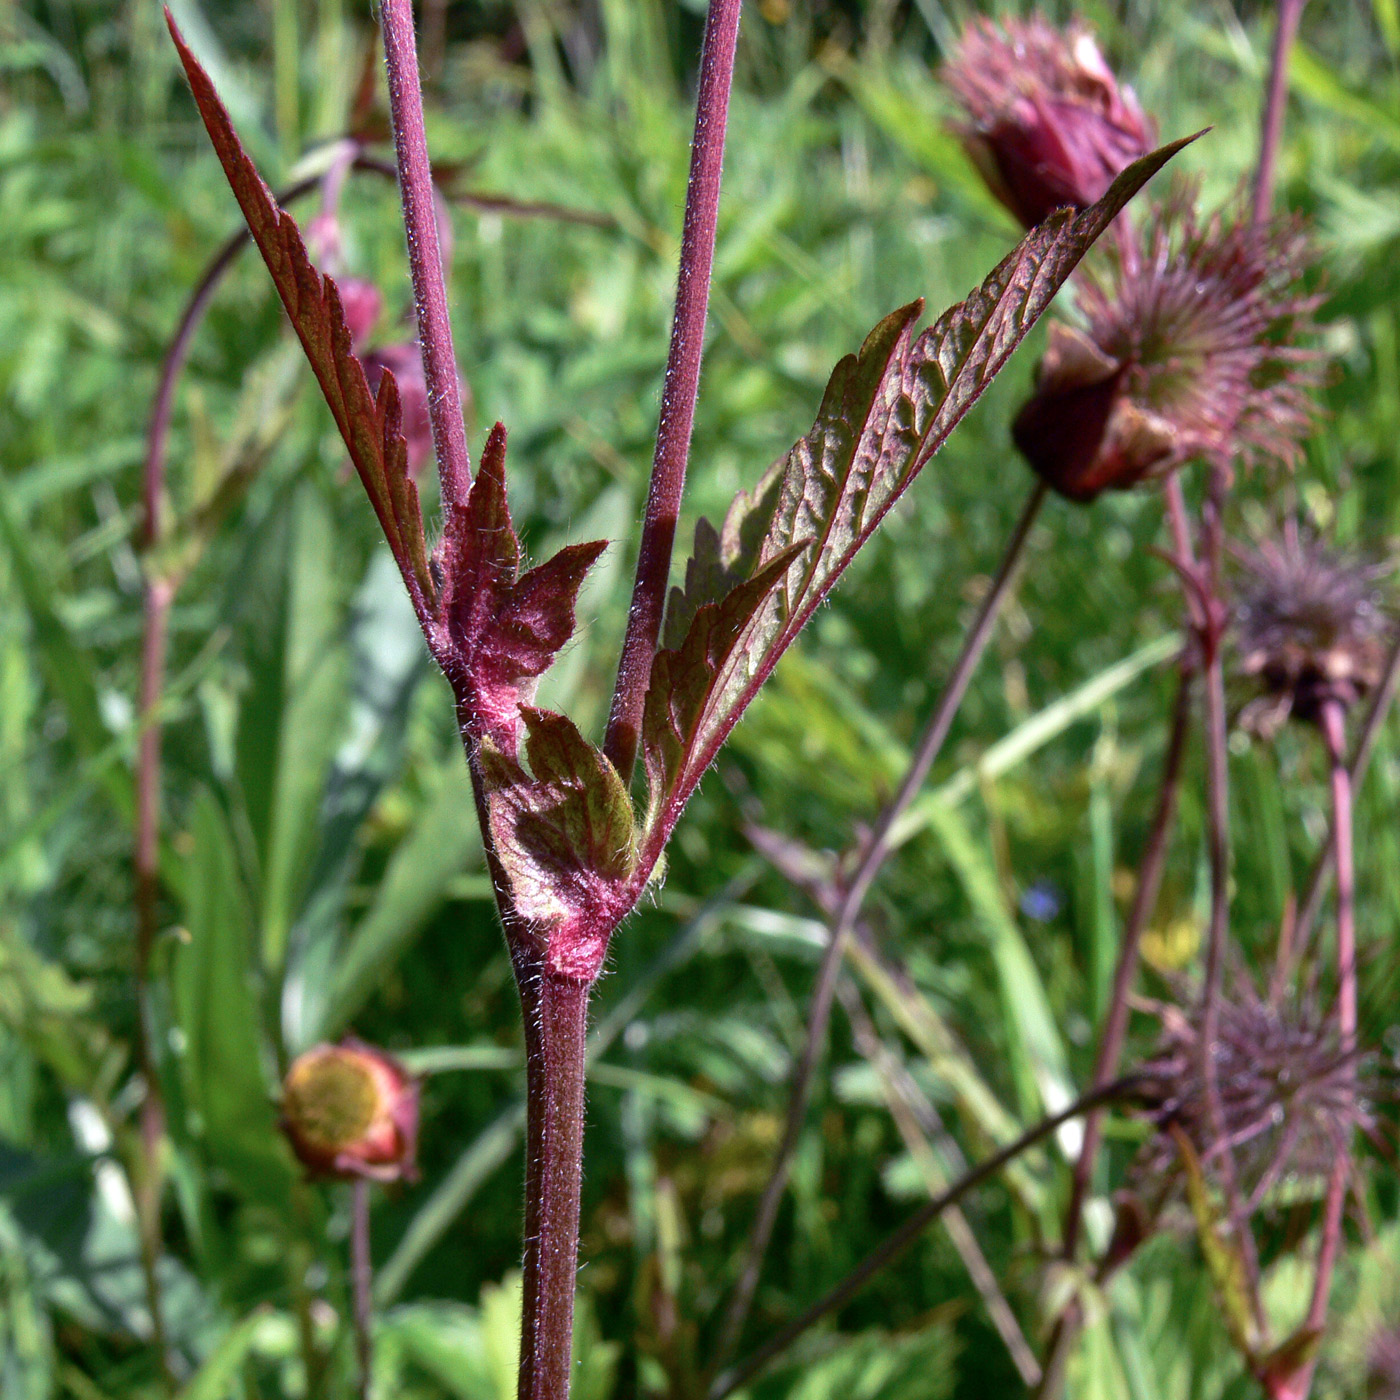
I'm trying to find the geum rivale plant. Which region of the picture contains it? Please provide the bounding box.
[163,0,1188,1392]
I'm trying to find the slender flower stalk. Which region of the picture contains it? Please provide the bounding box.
[351,1178,374,1400]
[1254,0,1308,226]
[380,0,472,508]
[1063,665,1193,1253]
[1293,628,1400,958]
[1295,698,1358,1383]
[712,481,1048,1368]
[709,1077,1144,1400]
[604,0,744,782]
[1196,471,1268,1329]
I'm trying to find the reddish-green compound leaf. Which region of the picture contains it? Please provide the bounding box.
[480,708,637,978]
[638,135,1195,866]
[433,425,607,754]
[166,11,433,616]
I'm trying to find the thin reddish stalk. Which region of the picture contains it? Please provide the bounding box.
[1253,0,1307,226]
[708,1077,1142,1400]
[840,980,1042,1386]
[1063,665,1193,1255]
[604,0,744,781]
[1196,472,1266,1331]
[1293,628,1400,962]
[711,481,1047,1367]
[1290,699,1357,1396]
[380,0,472,508]
[351,1178,374,1400]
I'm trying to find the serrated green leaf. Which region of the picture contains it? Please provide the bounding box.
[166,13,434,614]
[639,137,1194,864]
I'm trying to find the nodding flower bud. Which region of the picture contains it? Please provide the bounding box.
[280,1039,419,1183]
[942,16,1152,228]
[361,339,472,479]
[1234,527,1394,736]
[1011,322,1176,502]
[338,277,384,353]
[1014,190,1320,503]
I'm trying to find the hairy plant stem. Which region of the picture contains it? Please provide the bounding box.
[516,965,590,1400]
[380,0,472,508]
[605,0,744,781]
[711,480,1047,1369]
[708,1077,1142,1400]
[351,1179,374,1400]
[1253,0,1307,226]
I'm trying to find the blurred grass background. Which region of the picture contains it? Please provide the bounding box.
[2,0,1400,1396]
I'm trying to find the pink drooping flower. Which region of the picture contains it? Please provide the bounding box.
[1014,190,1320,502]
[280,1038,419,1183]
[943,16,1153,229]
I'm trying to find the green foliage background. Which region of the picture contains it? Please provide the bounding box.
[2,0,1399,1396]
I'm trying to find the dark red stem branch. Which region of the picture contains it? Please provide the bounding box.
[516,968,590,1400]
[711,481,1047,1367]
[1253,0,1307,226]
[708,1077,1143,1400]
[380,0,472,508]
[604,0,744,781]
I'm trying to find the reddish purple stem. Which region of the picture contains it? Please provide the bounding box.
[1253,0,1307,227]
[605,0,744,781]
[380,0,472,508]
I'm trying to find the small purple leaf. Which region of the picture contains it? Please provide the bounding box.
[434,424,607,753]
[637,134,1195,869]
[165,10,434,618]
[480,708,637,979]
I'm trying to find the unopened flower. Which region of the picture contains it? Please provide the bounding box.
[1136,977,1374,1212]
[942,16,1152,229]
[1368,1327,1400,1399]
[1014,191,1319,502]
[281,1039,419,1183]
[338,276,384,351]
[361,339,472,479]
[1234,526,1394,735]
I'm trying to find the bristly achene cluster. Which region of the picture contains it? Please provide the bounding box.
[1012,190,1319,502]
[1234,526,1395,735]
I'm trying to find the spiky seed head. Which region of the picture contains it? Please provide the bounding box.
[1137,975,1374,1210]
[942,16,1153,229]
[1014,189,1320,502]
[1234,527,1394,735]
[281,1038,419,1183]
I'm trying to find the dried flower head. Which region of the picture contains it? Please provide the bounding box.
[1014,190,1319,502]
[943,16,1153,229]
[1234,525,1394,735]
[280,1039,419,1183]
[1137,976,1375,1213]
